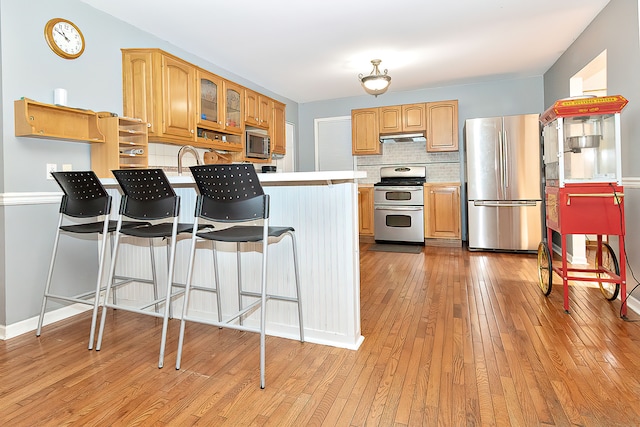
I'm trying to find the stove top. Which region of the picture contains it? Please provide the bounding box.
[375,165,426,187]
[374,178,426,187]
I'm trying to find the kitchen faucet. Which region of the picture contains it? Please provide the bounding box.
[177,145,203,176]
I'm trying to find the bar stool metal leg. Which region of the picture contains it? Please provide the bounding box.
[175,164,305,389]
[158,216,179,368]
[87,218,111,349]
[259,223,269,389]
[289,231,304,342]
[96,219,123,351]
[37,213,112,350]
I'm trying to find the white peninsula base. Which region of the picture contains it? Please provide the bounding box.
[104,171,366,350]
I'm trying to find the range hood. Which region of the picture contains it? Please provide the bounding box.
[379,132,426,143]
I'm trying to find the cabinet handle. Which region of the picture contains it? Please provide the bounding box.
[190,129,194,134]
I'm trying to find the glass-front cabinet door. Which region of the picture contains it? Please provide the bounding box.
[197,70,223,131]
[223,80,243,135]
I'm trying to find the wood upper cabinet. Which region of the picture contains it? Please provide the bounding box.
[426,100,458,152]
[358,185,374,236]
[259,96,271,128]
[223,80,243,135]
[244,89,259,126]
[162,54,196,140]
[379,106,402,134]
[122,49,156,135]
[403,103,426,132]
[424,183,461,239]
[271,100,286,155]
[352,108,380,155]
[196,69,223,131]
[245,89,270,129]
[379,103,426,134]
[122,48,196,143]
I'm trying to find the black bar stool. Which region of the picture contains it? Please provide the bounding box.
[176,164,304,389]
[37,171,144,349]
[95,169,196,368]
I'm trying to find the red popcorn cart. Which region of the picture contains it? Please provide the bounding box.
[537,95,628,315]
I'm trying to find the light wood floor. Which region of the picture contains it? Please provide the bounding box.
[2,244,640,426]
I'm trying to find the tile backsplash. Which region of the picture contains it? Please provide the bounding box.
[356,141,461,184]
[147,143,285,174]
[148,143,206,171]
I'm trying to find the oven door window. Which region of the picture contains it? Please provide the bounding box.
[386,214,412,227]
[385,191,412,201]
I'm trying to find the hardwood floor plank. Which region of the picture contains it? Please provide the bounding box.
[2,244,640,425]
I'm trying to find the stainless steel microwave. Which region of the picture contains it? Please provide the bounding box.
[245,130,270,159]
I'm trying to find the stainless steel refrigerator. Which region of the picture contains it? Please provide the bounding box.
[465,114,543,251]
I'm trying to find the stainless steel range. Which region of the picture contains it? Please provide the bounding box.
[374,166,426,244]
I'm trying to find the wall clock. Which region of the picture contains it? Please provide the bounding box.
[44,18,85,60]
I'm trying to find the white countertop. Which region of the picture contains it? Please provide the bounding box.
[102,170,367,187]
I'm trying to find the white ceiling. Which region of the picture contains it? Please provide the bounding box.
[82,0,611,103]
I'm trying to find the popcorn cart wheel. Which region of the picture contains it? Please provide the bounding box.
[537,242,552,296]
[594,241,621,300]
[537,239,621,301]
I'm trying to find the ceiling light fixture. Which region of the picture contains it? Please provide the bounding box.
[358,59,391,97]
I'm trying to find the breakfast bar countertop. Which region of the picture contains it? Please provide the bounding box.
[101,170,367,187]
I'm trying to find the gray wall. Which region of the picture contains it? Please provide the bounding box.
[298,78,545,173]
[543,0,640,298]
[0,0,297,326]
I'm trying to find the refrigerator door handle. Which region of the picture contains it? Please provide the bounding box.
[503,129,509,188]
[498,130,505,197]
[473,200,538,207]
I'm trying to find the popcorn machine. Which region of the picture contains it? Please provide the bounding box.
[537,95,628,315]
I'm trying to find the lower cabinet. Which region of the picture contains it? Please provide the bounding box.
[358,185,374,236]
[359,183,461,240]
[424,183,461,239]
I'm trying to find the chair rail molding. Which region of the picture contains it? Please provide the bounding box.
[0,192,62,206]
[623,177,640,188]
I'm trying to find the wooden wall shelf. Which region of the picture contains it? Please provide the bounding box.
[92,115,149,178]
[14,98,105,143]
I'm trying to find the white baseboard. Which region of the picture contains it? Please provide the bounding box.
[0,301,364,350]
[0,303,92,340]
[624,292,640,317]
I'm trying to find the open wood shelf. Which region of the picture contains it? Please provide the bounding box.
[93,115,148,178]
[14,98,105,143]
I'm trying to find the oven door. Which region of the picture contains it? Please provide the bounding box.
[374,186,424,206]
[374,205,425,244]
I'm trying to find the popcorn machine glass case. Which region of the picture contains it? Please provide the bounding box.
[541,96,624,187]
[537,95,628,316]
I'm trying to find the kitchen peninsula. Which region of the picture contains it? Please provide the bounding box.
[102,170,366,350]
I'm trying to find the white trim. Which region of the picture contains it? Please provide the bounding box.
[0,303,91,340]
[622,177,640,188]
[626,293,640,317]
[0,192,62,206]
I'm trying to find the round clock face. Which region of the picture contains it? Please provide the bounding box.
[44,18,85,59]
